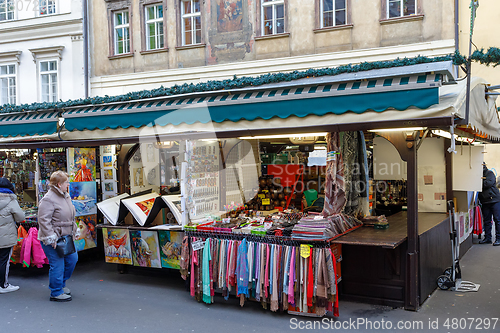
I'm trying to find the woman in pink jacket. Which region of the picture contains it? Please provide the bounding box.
[38,171,79,302]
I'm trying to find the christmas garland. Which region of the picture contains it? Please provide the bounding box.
[1,48,499,115]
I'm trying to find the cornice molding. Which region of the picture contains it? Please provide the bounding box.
[29,46,65,62]
[0,51,22,64]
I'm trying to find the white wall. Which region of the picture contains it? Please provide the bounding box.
[0,0,84,105]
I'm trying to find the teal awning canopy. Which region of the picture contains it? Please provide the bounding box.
[63,74,440,132]
[0,111,59,137]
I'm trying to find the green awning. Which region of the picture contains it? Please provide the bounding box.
[0,111,59,137]
[64,74,440,132]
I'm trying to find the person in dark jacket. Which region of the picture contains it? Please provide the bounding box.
[0,178,25,293]
[478,163,500,246]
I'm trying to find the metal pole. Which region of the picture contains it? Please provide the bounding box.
[406,137,419,310]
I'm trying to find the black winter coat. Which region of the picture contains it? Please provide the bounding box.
[479,167,500,205]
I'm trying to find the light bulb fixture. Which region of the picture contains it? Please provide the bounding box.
[238,132,328,140]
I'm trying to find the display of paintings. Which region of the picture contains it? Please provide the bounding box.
[161,195,182,224]
[158,231,182,269]
[69,181,97,216]
[104,182,114,192]
[103,169,114,180]
[67,148,96,182]
[103,155,112,167]
[102,228,132,265]
[74,215,97,251]
[133,167,144,187]
[129,230,161,268]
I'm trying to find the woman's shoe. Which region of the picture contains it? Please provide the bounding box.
[479,238,492,244]
[0,284,19,293]
[50,293,72,302]
[62,287,71,295]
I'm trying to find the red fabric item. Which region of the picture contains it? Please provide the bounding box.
[331,249,339,317]
[190,237,197,297]
[307,248,314,307]
[10,226,28,264]
[30,229,48,268]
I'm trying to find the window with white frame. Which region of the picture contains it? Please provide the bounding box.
[0,64,16,105]
[262,0,285,35]
[0,0,14,21]
[321,0,346,28]
[39,0,56,15]
[145,4,164,50]
[180,0,201,46]
[387,0,416,18]
[40,61,58,103]
[114,11,130,54]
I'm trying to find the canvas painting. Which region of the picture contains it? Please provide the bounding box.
[103,155,112,167]
[68,148,96,182]
[135,198,155,216]
[69,181,97,216]
[129,230,161,268]
[103,169,114,180]
[158,230,183,269]
[74,215,97,251]
[103,228,132,265]
[104,182,114,192]
[133,167,143,186]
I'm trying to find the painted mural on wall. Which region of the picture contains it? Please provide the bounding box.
[217,0,243,33]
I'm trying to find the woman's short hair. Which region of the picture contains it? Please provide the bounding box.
[49,171,69,187]
[0,177,15,193]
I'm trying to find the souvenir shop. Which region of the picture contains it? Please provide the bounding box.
[0,60,499,315]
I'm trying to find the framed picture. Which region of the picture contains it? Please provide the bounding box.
[103,169,114,180]
[103,155,112,168]
[104,182,114,192]
[69,181,97,216]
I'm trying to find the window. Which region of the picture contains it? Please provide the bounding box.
[40,61,57,103]
[387,0,416,18]
[262,0,285,35]
[321,0,346,27]
[0,0,14,21]
[180,0,201,45]
[0,64,16,105]
[39,0,56,15]
[114,11,130,54]
[145,4,164,50]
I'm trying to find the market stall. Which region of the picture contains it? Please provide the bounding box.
[0,60,499,314]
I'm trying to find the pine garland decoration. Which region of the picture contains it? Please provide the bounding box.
[1,48,499,115]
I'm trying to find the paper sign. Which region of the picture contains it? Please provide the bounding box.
[258,194,265,199]
[300,244,311,258]
[262,198,271,205]
[192,240,205,251]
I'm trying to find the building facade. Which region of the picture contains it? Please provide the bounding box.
[90,0,456,96]
[0,0,85,106]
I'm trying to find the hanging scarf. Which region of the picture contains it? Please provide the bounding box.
[315,248,328,316]
[202,238,212,304]
[180,236,190,279]
[288,246,296,305]
[342,131,368,217]
[236,238,249,298]
[190,237,198,297]
[323,132,346,217]
[307,247,314,308]
[270,244,279,312]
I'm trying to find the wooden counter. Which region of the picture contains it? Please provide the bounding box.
[332,211,448,249]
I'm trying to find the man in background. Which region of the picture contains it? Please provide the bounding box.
[479,163,500,246]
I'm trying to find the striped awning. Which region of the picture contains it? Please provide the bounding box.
[0,111,60,137]
[63,74,441,132]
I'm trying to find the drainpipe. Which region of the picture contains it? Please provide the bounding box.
[454,0,459,52]
[82,0,89,99]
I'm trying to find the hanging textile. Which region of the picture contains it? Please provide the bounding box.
[342,131,369,218]
[182,234,339,317]
[323,132,346,217]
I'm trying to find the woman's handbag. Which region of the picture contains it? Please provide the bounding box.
[55,235,76,257]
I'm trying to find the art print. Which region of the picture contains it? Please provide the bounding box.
[69,181,97,216]
[147,143,155,162]
[102,145,113,154]
[74,215,97,251]
[133,167,143,187]
[68,148,96,182]
[103,155,112,167]
[103,228,132,265]
[135,198,155,216]
[104,182,114,192]
[103,169,114,180]
[129,230,161,268]
[158,231,183,269]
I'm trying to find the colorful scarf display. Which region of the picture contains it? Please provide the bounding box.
[185,235,339,317]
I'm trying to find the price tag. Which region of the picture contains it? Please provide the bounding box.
[300,244,312,258]
[262,190,269,193]
[258,194,265,199]
[192,240,205,251]
[262,198,271,205]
